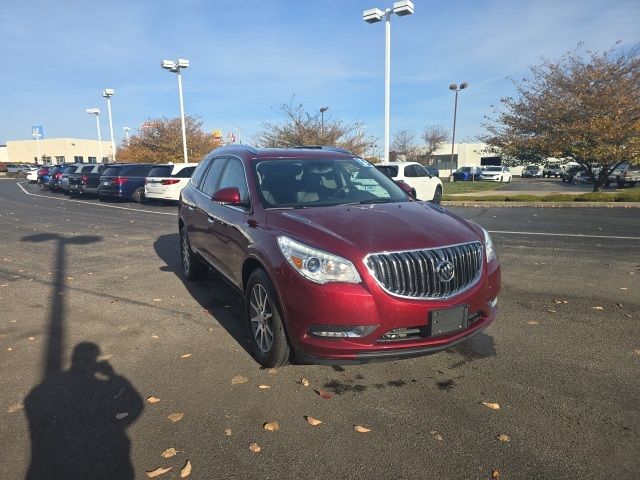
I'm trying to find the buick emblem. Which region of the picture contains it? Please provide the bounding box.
[436,260,455,282]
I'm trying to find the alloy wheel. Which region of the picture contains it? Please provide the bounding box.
[249,284,274,353]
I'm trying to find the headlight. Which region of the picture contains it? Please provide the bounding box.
[482,228,497,263]
[277,236,361,284]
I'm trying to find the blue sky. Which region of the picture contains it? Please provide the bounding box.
[1,0,638,150]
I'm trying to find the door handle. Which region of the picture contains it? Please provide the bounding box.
[187,206,195,212]
[207,217,215,225]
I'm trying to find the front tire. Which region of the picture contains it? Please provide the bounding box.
[132,187,145,203]
[245,269,291,368]
[180,228,207,281]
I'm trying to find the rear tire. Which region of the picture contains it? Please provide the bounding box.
[245,269,290,368]
[432,185,443,205]
[180,228,207,281]
[132,187,145,203]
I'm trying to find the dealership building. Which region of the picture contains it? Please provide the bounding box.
[2,138,112,164]
[417,142,524,176]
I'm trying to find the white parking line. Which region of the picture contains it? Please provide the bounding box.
[488,230,640,241]
[16,182,178,216]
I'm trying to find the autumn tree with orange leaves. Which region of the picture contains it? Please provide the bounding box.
[117,116,222,164]
[483,45,640,191]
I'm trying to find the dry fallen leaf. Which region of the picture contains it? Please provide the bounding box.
[116,412,129,420]
[546,309,556,314]
[263,421,279,431]
[152,298,162,302]
[496,434,511,442]
[145,467,172,478]
[147,396,161,404]
[180,353,192,359]
[354,425,371,433]
[633,349,640,356]
[491,468,500,479]
[620,287,628,290]
[267,368,278,375]
[300,378,310,387]
[249,442,261,453]
[592,306,604,310]
[97,354,113,361]
[28,336,35,341]
[231,375,249,385]
[180,460,192,478]
[168,412,184,422]
[305,416,322,426]
[161,448,177,459]
[7,403,23,413]
[224,428,232,436]
[151,335,160,339]
[429,430,443,441]
[316,389,333,400]
[481,402,500,410]
[258,384,271,389]
[527,321,540,325]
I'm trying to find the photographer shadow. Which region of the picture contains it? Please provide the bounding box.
[21,233,143,480]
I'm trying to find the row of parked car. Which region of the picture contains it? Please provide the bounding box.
[33,162,197,203]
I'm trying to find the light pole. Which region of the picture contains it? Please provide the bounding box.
[86,108,103,163]
[319,106,329,141]
[102,89,116,161]
[363,1,414,163]
[448,82,468,181]
[161,58,190,163]
[123,127,130,142]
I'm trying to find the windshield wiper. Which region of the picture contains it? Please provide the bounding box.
[359,199,394,204]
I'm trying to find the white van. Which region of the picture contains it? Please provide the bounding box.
[145,163,198,202]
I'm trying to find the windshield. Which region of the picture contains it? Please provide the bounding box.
[253,157,409,208]
[485,166,502,172]
[526,165,540,171]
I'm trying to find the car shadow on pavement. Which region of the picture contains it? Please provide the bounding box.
[21,233,143,480]
[153,233,253,358]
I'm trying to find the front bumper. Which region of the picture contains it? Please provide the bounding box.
[275,258,501,364]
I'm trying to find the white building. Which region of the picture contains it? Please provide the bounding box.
[418,142,525,176]
[5,138,112,164]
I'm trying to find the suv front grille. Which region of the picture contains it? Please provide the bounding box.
[365,241,483,299]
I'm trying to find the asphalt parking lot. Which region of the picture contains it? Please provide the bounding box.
[1,179,639,480]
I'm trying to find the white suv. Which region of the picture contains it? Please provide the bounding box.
[375,162,443,203]
[480,166,512,182]
[145,163,198,202]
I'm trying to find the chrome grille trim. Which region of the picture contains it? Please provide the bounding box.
[364,241,484,300]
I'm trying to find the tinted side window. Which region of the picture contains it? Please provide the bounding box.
[217,158,249,204]
[190,159,211,188]
[174,166,196,178]
[201,158,228,197]
[81,166,94,173]
[404,165,418,177]
[102,167,120,176]
[64,166,78,173]
[414,165,428,177]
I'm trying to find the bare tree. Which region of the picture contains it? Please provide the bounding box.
[483,44,640,191]
[255,98,375,156]
[421,126,449,163]
[391,129,417,161]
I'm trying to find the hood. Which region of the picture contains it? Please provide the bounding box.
[266,202,482,257]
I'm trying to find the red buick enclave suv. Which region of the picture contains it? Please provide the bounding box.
[178,146,501,367]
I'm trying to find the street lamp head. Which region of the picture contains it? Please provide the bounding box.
[102,88,115,98]
[86,108,100,115]
[449,83,458,91]
[161,60,177,71]
[177,58,190,69]
[363,7,385,23]
[393,0,414,16]
[123,126,130,131]
[460,82,469,90]
[320,106,329,113]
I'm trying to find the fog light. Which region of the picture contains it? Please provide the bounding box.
[308,325,378,338]
[488,297,497,308]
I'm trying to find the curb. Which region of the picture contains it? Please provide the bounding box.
[442,201,640,208]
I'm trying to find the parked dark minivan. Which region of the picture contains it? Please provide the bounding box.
[98,164,154,203]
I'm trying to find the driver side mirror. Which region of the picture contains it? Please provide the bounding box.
[394,180,416,200]
[212,187,242,205]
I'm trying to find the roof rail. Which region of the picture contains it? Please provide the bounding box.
[289,145,353,154]
[215,144,259,155]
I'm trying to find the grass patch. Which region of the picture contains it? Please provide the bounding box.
[442,189,640,203]
[440,181,503,195]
